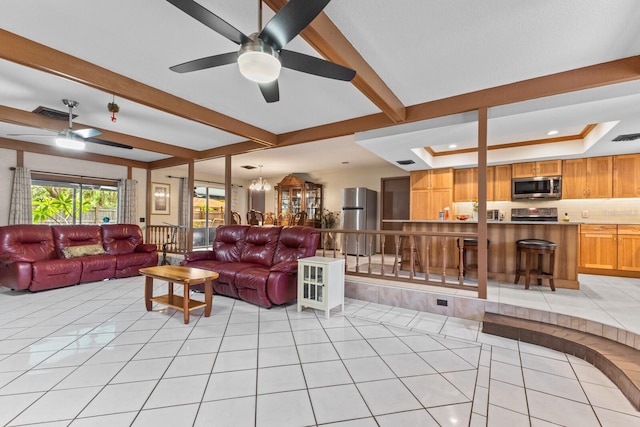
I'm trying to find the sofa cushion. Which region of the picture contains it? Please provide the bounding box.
[212,225,249,262]
[52,225,103,259]
[113,252,158,278]
[61,244,107,259]
[102,224,143,255]
[273,226,320,264]
[0,224,55,263]
[31,258,82,291]
[240,226,282,267]
[78,254,117,283]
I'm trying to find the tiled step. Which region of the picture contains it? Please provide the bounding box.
[482,312,640,410]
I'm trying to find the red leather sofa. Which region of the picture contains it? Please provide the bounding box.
[0,224,157,292]
[181,225,320,308]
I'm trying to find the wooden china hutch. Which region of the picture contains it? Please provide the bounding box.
[275,174,322,228]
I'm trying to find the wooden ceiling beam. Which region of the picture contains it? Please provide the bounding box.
[0,105,198,159]
[264,0,406,123]
[0,137,149,169]
[0,29,277,147]
[406,56,640,122]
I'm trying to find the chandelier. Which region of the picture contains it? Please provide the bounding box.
[249,165,271,191]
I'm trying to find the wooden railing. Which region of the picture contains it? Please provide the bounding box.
[146,224,482,292]
[147,224,189,255]
[317,228,481,291]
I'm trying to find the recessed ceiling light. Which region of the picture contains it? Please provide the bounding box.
[546,130,559,136]
[449,144,457,149]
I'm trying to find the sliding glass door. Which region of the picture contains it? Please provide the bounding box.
[193,185,226,248]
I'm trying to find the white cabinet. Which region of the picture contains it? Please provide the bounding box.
[297,256,345,319]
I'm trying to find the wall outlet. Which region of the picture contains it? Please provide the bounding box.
[436,299,448,306]
[581,210,589,218]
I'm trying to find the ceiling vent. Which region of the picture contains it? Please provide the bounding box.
[32,106,77,121]
[612,133,640,142]
[396,159,415,165]
[241,165,257,170]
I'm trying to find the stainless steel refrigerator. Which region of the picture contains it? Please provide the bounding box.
[342,187,378,256]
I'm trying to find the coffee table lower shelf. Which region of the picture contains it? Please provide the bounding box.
[150,294,207,312]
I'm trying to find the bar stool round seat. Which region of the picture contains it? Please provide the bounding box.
[457,238,490,277]
[514,239,556,291]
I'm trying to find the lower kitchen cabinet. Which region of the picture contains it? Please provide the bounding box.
[579,224,640,275]
[617,225,640,272]
[579,225,617,270]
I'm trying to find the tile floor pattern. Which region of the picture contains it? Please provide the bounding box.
[0,276,639,426]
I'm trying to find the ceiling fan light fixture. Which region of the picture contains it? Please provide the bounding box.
[55,130,85,150]
[238,36,281,83]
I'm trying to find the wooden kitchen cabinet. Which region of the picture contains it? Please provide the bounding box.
[489,165,512,201]
[563,156,612,199]
[617,225,640,272]
[454,167,477,202]
[410,168,454,219]
[512,160,562,178]
[579,225,617,270]
[613,154,640,198]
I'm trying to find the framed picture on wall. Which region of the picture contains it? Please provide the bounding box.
[152,183,170,215]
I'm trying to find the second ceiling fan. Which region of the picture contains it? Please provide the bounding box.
[166,0,356,103]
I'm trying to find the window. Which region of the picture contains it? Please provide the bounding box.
[193,185,226,248]
[31,177,119,225]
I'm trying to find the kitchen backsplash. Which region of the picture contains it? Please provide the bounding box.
[455,198,640,223]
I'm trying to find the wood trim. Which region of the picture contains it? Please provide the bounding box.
[16,150,24,167]
[0,137,149,169]
[264,0,406,123]
[428,124,596,157]
[0,29,277,146]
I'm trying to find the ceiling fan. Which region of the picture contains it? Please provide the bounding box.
[9,99,103,150]
[166,0,356,103]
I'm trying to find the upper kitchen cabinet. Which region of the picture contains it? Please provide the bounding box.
[489,165,512,201]
[275,174,322,227]
[613,154,640,198]
[410,169,453,220]
[563,156,613,199]
[512,160,562,178]
[411,168,454,190]
[454,168,477,202]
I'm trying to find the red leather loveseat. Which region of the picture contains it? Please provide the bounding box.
[0,224,157,292]
[181,225,319,308]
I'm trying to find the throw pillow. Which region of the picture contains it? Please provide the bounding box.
[61,244,107,259]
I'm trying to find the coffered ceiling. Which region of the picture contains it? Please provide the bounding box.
[1,1,640,180]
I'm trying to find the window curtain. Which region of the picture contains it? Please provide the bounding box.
[117,179,137,224]
[8,167,33,225]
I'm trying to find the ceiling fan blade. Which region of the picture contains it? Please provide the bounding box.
[259,0,330,50]
[85,137,133,150]
[170,52,238,73]
[280,50,355,81]
[259,81,280,103]
[166,0,248,45]
[7,133,54,137]
[72,128,102,139]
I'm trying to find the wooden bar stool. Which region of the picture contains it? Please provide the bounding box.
[457,238,490,276]
[393,235,422,274]
[514,239,556,291]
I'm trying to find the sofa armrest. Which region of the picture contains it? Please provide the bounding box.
[270,261,299,274]
[183,251,216,263]
[0,253,35,263]
[135,243,158,253]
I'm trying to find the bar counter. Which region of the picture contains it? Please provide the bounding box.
[384,220,580,289]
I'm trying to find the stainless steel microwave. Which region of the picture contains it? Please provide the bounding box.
[511,176,562,200]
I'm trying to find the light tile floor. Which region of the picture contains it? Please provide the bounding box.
[0,274,639,426]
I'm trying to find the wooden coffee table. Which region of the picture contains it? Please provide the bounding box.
[139,265,219,324]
